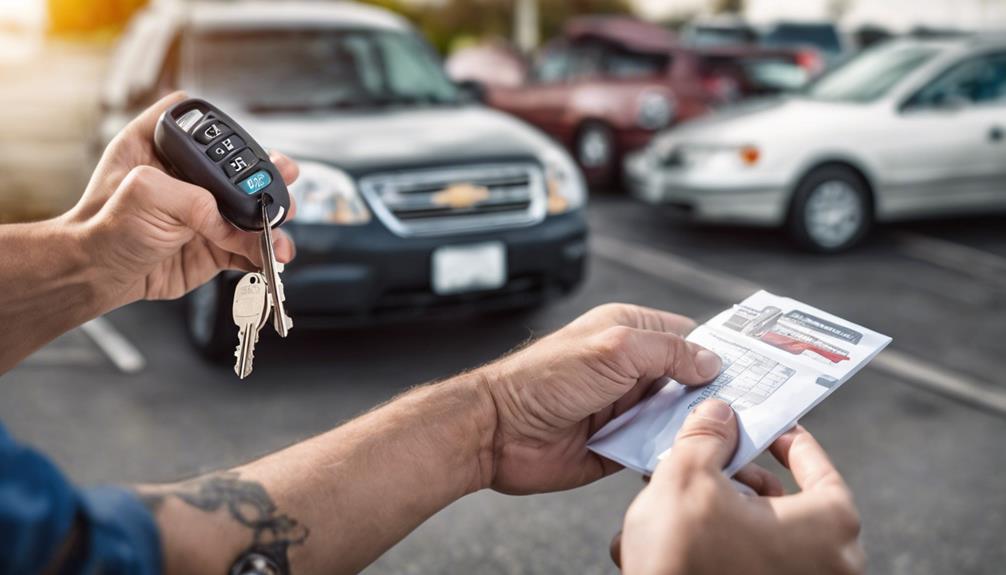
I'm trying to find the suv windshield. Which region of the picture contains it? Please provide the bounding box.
[184,28,458,112]
[804,43,939,102]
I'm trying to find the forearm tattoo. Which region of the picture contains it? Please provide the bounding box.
[139,471,309,573]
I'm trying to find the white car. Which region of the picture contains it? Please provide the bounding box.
[626,36,1006,252]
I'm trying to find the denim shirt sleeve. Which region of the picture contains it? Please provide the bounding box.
[0,423,162,575]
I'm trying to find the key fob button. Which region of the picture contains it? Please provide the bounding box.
[193,119,232,145]
[238,170,272,195]
[224,148,259,178]
[206,135,245,162]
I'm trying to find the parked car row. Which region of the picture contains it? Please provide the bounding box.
[458,17,813,185]
[682,15,847,72]
[102,1,588,356]
[102,2,1003,361]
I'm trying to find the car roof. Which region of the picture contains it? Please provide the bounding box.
[886,33,1006,54]
[563,16,676,54]
[687,15,752,29]
[180,0,411,31]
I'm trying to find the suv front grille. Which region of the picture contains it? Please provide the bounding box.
[359,163,547,237]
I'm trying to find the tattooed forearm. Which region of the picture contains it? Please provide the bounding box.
[138,472,309,573]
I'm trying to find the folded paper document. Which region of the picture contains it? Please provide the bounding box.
[588,290,892,476]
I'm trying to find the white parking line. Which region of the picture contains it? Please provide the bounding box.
[871,350,1006,414]
[80,316,146,374]
[895,232,1006,288]
[592,234,1006,416]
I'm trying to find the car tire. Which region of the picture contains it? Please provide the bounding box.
[184,274,238,361]
[788,166,872,253]
[575,121,617,187]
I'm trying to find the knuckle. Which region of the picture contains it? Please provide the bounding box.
[593,325,634,357]
[818,488,861,539]
[829,545,866,575]
[668,336,692,369]
[834,499,862,538]
[623,490,663,532]
[680,475,721,518]
[121,165,154,192]
[131,164,159,183]
[590,302,632,323]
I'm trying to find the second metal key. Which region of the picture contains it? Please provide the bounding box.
[260,200,293,337]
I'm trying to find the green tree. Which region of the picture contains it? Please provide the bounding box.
[359,0,633,54]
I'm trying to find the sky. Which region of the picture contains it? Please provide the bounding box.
[0,0,42,27]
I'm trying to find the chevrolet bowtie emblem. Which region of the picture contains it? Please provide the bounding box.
[432,183,490,209]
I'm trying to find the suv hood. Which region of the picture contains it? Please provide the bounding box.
[235,105,554,175]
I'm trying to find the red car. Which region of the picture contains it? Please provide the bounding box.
[484,17,808,185]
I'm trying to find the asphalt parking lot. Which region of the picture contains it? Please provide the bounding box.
[3,192,1005,575]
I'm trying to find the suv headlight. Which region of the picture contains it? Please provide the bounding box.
[541,147,587,214]
[289,161,371,225]
[637,92,675,131]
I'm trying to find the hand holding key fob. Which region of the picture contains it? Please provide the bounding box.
[154,98,290,232]
[154,98,294,374]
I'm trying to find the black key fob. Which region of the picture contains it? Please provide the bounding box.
[154,98,289,232]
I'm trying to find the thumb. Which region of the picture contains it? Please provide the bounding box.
[659,399,739,477]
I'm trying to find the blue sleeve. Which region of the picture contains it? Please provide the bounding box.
[0,423,162,575]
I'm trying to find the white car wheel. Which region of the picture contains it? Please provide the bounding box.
[804,180,864,249]
[789,166,872,253]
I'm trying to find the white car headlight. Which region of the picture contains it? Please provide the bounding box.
[541,147,587,214]
[678,143,761,170]
[636,92,675,131]
[289,161,371,225]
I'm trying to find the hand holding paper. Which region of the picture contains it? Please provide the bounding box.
[589,290,892,476]
[616,406,865,575]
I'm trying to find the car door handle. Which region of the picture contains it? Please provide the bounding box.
[990,125,1004,142]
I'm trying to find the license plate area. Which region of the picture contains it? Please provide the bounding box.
[432,242,507,295]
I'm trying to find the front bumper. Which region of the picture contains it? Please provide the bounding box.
[278,211,588,326]
[623,150,789,226]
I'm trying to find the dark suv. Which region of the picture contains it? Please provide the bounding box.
[101,1,588,356]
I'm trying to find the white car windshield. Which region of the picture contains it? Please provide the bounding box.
[804,43,939,102]
[184,28,459,112]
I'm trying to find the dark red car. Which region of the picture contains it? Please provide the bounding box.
[484,17,808,185]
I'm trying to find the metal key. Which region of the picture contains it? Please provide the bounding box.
[260,201,293,337]
[232,272,272,379]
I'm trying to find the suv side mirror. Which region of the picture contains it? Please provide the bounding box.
[456,80,487,104]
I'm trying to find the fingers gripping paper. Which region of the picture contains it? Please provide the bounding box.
[587,291,892,476]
